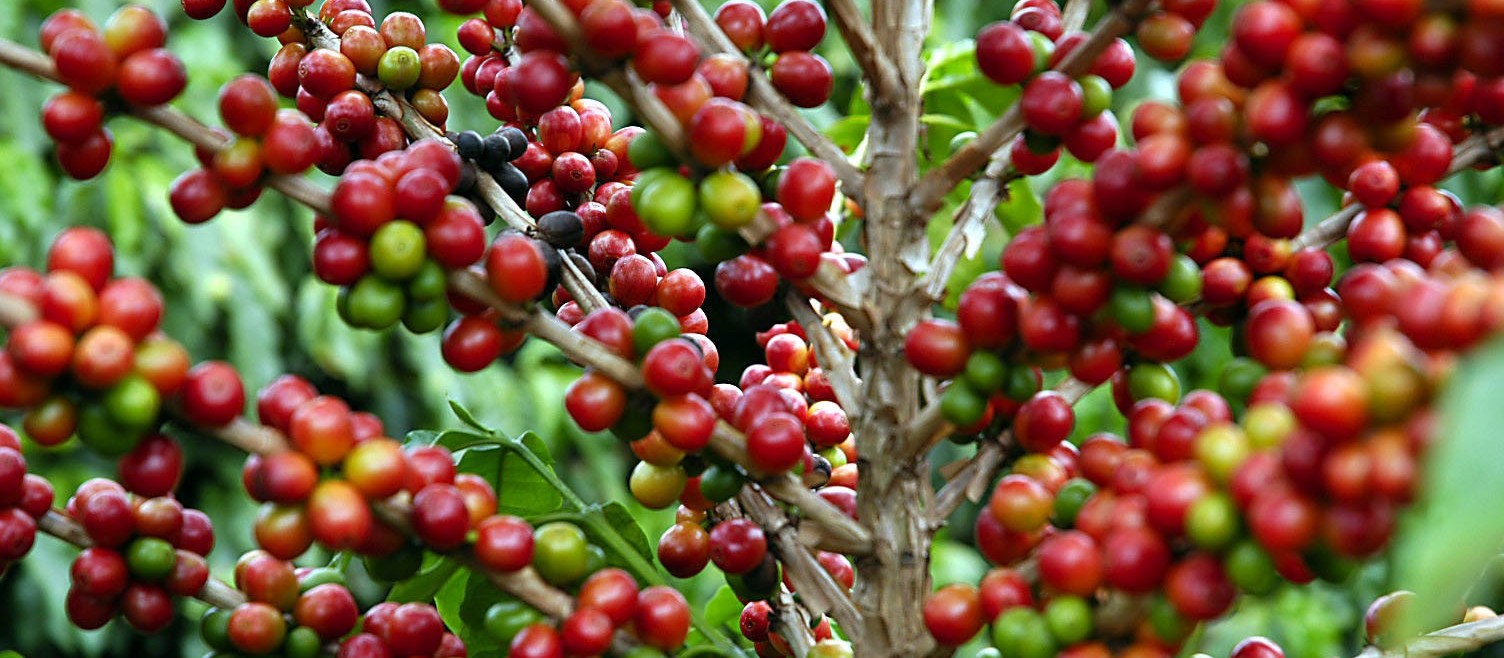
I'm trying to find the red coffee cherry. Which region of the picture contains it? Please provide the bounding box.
[412,484,471,551]
[228,602,288,655]
[1021,72,1084,136]
[635,586,691,651]
[487,233,550,304]
[658,521,711,578]
[709,518,767,574]
[562,607,615,656]
[715,0,766,52]
[180,361,245,427]
[923,583,984,646]
[307,480,373,551]
[43,91,105,144]
[578,567,639,625]
[976,21,1036,85]
[904,319,969,377]
[633,32,700,86]
[117,49,187,106]
[988,474,1052,533]
[1014,392,1075,453]
[769,50,833,107]
[71,546,130,598]
[51,29,118,95]
[289,396,356,466]
[294,583,360,641]
[745,411,807,473]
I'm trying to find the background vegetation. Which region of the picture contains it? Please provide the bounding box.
[2,0,1503,656]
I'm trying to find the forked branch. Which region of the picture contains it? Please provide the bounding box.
[929,378,1095,525]
[667,0,866,198]
[907,0,1155,218]
[1292,124,1504,251]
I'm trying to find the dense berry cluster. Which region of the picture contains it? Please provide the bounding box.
[9,0,1504,652]
[0,425,51,578]
[39,6,188,179]
[64,477,213,633]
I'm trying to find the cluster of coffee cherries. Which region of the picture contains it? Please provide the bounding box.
[245,374,498,564]
[712,0,834,107]
[273,6,460,154]
[738,598,848,657]
[0,228,199,455]
[913,256,1504,651]
[0,425,52,578]
[37,6,188,180]
[171,75,321,224]
[63,477,214,633]
[198,0,461,149]
[481,567,693,655]
[319,140,488,333]
[201,553,465,658]
[974,0,1143,168]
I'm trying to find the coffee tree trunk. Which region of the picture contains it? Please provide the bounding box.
[851,2,938,655]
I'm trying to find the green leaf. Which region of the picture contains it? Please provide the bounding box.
[435,570,508,658]
[1393,336,1504,636]
[449,398,489,431]
[703,585,743,628]
[387,556,462,603]
[920,113,975,133]
[404,429,442,448]
[823,114,871,152]
[449,431,565,518]
[434,429,499,453]
[592,501,655,572]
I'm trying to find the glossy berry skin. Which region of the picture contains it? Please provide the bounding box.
[924,583,984,646]
[180,361,245,427]
[577,567,639,625]
[657,521,711,578]
[635,586,691,651]
[769,51,833,108]
[412,484,471,551]
[709,518,767,574]
[487,234,549,304]
[1014,392,1075,453]
[1232,637,1286,658]
[1021,72,1084,136]
[293,583,359,641]
[905,319,969,377]
[561,607,614,656]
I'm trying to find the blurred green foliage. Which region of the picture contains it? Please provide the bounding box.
[3,0,1504,656]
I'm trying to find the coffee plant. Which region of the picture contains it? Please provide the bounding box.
[3,0,1504,656]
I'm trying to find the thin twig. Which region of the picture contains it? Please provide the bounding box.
[928,378,1094,524]
[913,155,1016,306]
[1356,616,1504,658]
[667,0,866,199]
[907,0,1155,218]
[737,487,863,634]
[1292,125,1504,251]
[291,13,606,312]
[783,290,863,415]
[821,0,901,102]
[38,510,249,610]
[1061,0,1093,32]
[709,422,873,555]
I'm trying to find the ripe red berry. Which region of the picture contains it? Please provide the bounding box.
[923,583,984,646]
